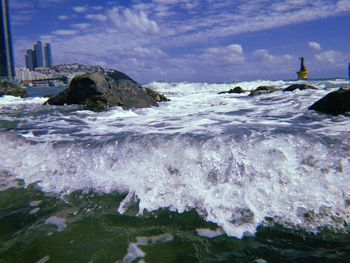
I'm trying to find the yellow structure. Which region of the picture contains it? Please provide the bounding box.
[297,56,309,80]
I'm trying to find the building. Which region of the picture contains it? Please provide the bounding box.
[34,41,44,68]
[0,0,15,79]
[25,49,34,70]
[44,43,52,67]
[25,41,53,69]
[15,67,47,81]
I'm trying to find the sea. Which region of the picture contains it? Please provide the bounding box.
[0,79,350,262]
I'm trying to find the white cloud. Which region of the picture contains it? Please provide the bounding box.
[336,0,350,12]
[201,44,245,65]
[308,41,322,51]
[58,15,69,20]
[107,7,159,34]
[72,23,91,30]
[53,29,78,36]
[315,50,343,64]
[86,14,108,21]
[283,54,292,61]
[73,6,88,13]
[133,46,167,58]
[253,49,274,61]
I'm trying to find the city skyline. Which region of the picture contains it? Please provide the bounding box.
[25,41,53,70]
[9,0,350,83]
[0,0,15,79]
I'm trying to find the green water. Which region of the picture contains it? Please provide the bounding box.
[1,183,350,263]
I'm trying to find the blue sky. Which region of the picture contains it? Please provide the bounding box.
[10,0,350,83]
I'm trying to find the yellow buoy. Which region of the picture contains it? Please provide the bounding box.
[297,56,309,80]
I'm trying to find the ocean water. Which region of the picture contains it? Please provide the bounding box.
[0,79,350,262]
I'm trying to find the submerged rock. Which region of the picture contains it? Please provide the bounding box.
[249,86,276,96]
[45,71,169,111]
[0,81,26,98]
[283,84,317,92]
[309,87,350,115]
[218,86,246,94]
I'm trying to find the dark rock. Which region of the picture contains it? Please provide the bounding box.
[0,81,26,98]
[309,87,350,115]
[249,86,276,96]
[218,86,246,94]
[283,84,317,92]
[144,87,170,102]
[45,71,168,111]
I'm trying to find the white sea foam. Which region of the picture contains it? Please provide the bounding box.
[44,216,67,232]
[0,95,47,105]
[1,131,349,238]
[196,228,225,238]
[36,255,50,263]
[122,243,145,263]
[1,79,350,238]
[29,207,41,215]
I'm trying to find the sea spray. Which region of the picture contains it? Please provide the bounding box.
[1,129,349,238]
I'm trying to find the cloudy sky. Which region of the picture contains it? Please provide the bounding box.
[10,0,350,83]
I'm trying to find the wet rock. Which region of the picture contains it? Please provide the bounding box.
[0,81,26,98]
[45,71,168,111]
[283,84,317,91]
[144,87,170,102]
[249,86,276,96]
[308,87,350,115]
[229,207,255,225]
[218,86,246,94]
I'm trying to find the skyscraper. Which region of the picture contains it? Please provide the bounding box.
[44,43,52,68]
[34,41,44,68]
[25,49,34,70]
[0,0,15,79]
[25,41,53,69]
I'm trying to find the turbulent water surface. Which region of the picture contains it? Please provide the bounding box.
[1,80,350,262]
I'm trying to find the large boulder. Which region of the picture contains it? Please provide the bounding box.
[249,86,276,96]
[0,81,26,98]
[45,71,169,111]
[283,84,317,92]
[218,86,246,94]
[309,87,350,115]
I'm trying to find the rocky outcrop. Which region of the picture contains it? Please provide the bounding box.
[144,87,170,102]
[0,81,26,98]
[249,86,276,96]
[218,86,246,94]
[309,87,350,115]
[45,71,169,111]
[283,84,317,92]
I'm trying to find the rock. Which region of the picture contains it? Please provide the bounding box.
[218,86,246,94]
[249,86,276,96]
[308,87,350,115]
[45,71,169,111]
[0,81,26,98]
[144,87,170,102]
[283,84,317,91]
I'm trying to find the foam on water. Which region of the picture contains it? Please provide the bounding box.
[1,79,350,238]
[196,228,225,238]
[44,216,67,232]
[0,130,349,238]
[0,95,47,105]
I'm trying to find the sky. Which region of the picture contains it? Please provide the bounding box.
[9,0,350,83]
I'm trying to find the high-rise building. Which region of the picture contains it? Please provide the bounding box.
[25,41,53,69]
[25,49,34,70]
[0,0,15,79]
[34,41,44,68]
[44,43,52,68]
